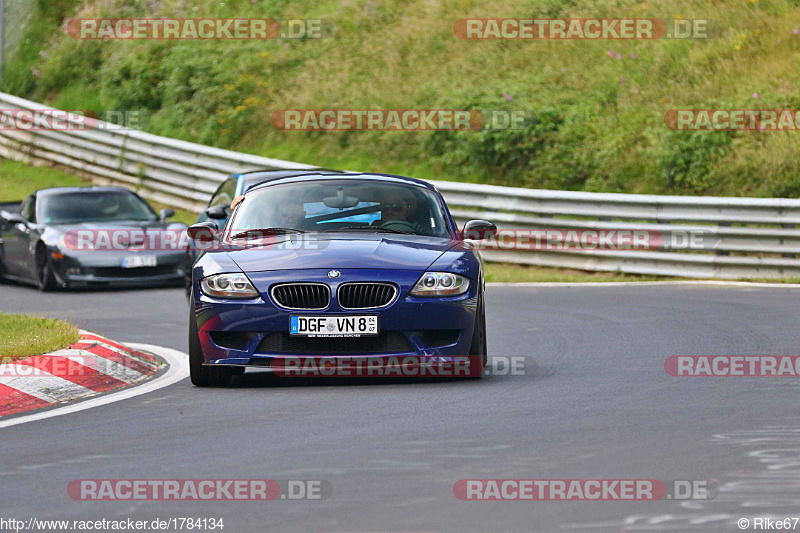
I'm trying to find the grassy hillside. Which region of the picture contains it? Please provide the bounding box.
[4,0,800,196]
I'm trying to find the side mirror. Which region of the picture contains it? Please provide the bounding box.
[160,208,176,221]
[187,222,219,243]
[0,210,26,224]
[461,220,497,240]
[205,204,230,220]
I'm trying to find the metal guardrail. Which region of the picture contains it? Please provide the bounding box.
[0,92,315,212]
[0,91,798,279]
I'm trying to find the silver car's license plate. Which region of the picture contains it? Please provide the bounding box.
[290,315,378,337]
[121,255,157,268]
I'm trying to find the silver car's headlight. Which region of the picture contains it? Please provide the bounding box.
[409,272,470,297]
[200,273,259,299]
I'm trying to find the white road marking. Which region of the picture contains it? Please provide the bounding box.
[80,339,159,369]
[0,370,95,403]
[64,354,144,383]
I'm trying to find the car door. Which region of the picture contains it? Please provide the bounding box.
[2,195,37,278]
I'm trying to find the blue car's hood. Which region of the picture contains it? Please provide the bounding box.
[225,233,457,273]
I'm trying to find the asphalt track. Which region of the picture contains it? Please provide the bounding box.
[2,281,800,531]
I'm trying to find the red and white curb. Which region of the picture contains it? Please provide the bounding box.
[0,330,166,418]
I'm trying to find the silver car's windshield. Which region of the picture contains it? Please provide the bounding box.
[228,180,451,238]
[38,190,158,224]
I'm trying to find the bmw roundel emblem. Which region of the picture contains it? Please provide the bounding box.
[328,270,341,279]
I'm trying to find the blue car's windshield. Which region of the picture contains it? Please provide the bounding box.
[229,180,451,238]
[39,190,158,224]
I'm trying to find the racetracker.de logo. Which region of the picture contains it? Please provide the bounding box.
[467,229,664,251]
[271,109,485,131]
[0,110,91,131]
[664,356,800,376]
[453,479,718,501]
[271,356,485,377]
[0,356,98,377]
[68,479,332,500]
[453,18,711,40]
[665,109,800,131]
[60,228,327,252]
[0,109,145,131]
[65,18,330,40]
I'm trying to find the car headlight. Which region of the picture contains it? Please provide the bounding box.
[410,272,470,297]
[200,273,260,299]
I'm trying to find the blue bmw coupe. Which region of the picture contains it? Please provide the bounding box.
[187,173,496,386]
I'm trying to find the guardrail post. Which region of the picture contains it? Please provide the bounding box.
[716,222,731,256]
[781,224,796,258]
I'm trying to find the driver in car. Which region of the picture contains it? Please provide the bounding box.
[277,202,307,229]
[380,191,421,234]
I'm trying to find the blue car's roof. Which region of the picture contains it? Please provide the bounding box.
[246,172,438,194]
[239,169,351,191]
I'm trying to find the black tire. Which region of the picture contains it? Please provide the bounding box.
[35,245,57,292]
[468,290,488,376]
[188,299,241,387]
[184,266,192,300]
[184,249,194,300]
[0,243,7,283]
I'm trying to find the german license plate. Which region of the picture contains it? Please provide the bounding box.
[121,255,157,268]
[290,315,378,337]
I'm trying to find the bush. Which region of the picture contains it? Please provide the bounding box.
[657,131,733,195]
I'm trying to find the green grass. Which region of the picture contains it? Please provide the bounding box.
[484,262,677,283]
[0,159,197,225]
[147,200,197,226]
[0,160,87,202]
[740,276,800,284]
[6,0,800,196]
[0,312,79,359]
[484,262,800,283]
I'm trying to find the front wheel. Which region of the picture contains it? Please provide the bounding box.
[468,291,488,376]
[184,249,194,299]
[35,245,57,292]
[0,243,7,283]
[188,301,241,387]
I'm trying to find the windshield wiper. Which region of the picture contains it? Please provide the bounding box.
[230,228,307,239]
[328,226,414,235]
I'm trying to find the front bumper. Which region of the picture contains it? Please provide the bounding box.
[192,268,480,365]
[51,250,186,288]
